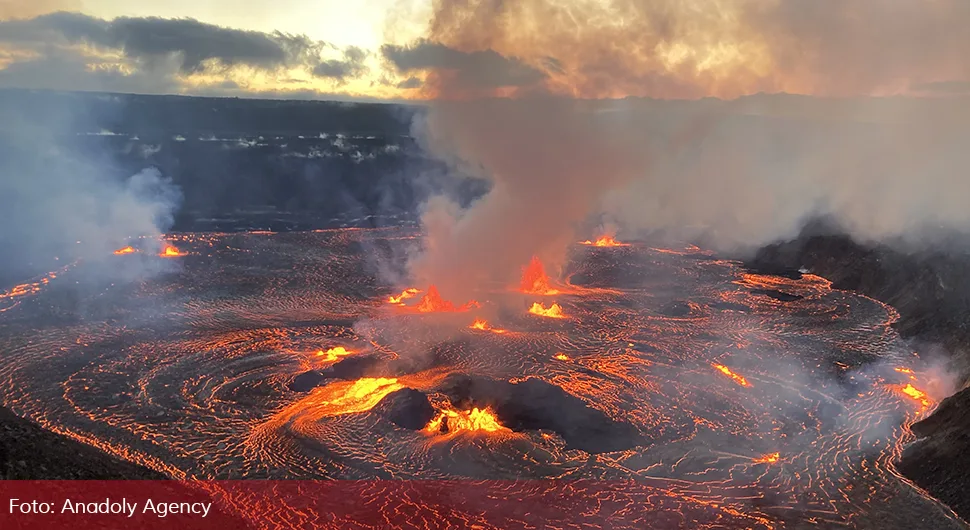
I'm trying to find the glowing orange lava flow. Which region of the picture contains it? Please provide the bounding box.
[581,236,629,247]
[317,377,404,416]
[315,346,355,362]
[113,246,136,255]
[529,302,565,319]
[520,256,559,295]
[469,319,507,334]
[712,363,751,387]
[414,285,478,313]
[898,383,931,408]
[554,352,570,361]
[753,452,780,464]
[387,288,420,305]
[160,245,184,257]
[894,366,918,381]
[424,406,507,434]
[0,266,67,303]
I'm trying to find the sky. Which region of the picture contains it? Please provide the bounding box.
[78,0,412,51]
[0,0,968,101]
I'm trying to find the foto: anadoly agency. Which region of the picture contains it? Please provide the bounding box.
[60,498,211,517]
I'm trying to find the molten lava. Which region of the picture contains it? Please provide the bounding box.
[529,302,565,319]
[388,288,421,305]
[753,452,780,464]
[113,246,136,255]
[520,256,559,295]
[318,377,404,416]
[316,346,355,362]
[899,383,931,408]
[469,319,507,334]
[894,367,917,380]
[554,353,570,361]
[581,236,629,247]
[712,363,751,387]
[160,245,184,257]
[424,406,506,435]
[412,285,478,313]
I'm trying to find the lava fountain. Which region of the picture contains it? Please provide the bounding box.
[160,245,184,257]
[424,406,507,435]
[520,256,559,295]
[581,236,629,247]
[413,285,478,313]
[469,319,508,334]
[388,288,421,305]
[529,302,565,319]
[316,346,356,362]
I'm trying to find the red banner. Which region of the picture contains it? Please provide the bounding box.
[0,480,770,529]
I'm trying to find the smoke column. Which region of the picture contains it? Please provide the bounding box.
[408,99,655,298]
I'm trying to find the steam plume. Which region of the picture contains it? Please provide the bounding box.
[408,98,653,298]
[0,94,182,284]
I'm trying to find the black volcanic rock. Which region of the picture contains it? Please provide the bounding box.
[289,356,389,392]
[0,406,164,480]
[441,374,645,453]
[376,388,435,430]
[659,301,693,317]
[325,355,388,380]
[290,370,326,392]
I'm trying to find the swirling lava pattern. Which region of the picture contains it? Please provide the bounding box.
[0,228,964,529]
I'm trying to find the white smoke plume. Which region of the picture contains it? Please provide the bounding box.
[0,93,183,284]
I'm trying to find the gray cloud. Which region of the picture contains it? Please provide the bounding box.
[312,46,368,81]
[0,47,182,94]
[396,76,422,89]
[0,12,378,96]
[0,12,316,73]
[382,39,545,90]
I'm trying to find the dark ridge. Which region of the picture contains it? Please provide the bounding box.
[439,374,646,453]
[376,389,435,430]
[750,289,804,302]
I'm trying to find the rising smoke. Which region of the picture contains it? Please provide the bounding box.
[392,0,970,299]
[0,93,183,285]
